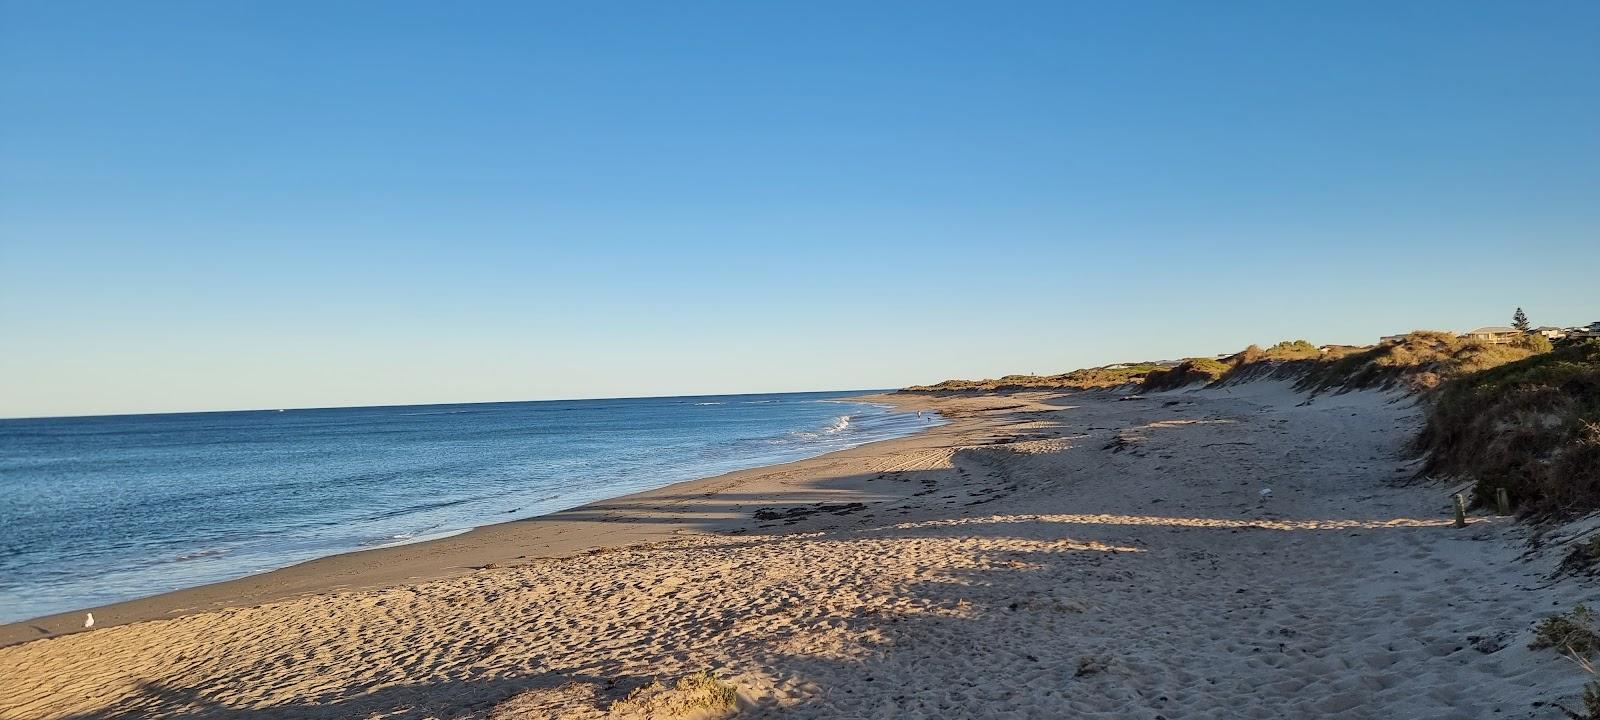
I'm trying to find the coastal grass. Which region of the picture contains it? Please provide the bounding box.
[1141,357,1232,391]
[904,332,1558,396]
[1413,339,1600,516]
[902,330,1597,515]
[905,363,1169,392]
[1568,646,1600,720]
[1238,340,1322,363]
[1295,331,1553,394]
[1531,604,1600,657]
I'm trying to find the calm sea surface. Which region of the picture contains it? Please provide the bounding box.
[0,391,935,623]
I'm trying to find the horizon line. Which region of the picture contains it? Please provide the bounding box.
[0,387,898,423]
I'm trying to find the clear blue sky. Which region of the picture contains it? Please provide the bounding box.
[2,1,1597,417]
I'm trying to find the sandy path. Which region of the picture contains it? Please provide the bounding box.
[1,383,1593,718]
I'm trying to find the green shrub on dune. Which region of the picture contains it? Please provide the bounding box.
[1226,340,1323,366]
[1415,339,1600,516]
[902,328,1597,514]
[1260,340,1322,361]
[1053,363,1171,389]
[1296,331,1552,393]
[1142,357,1232,391]
[904,363,1168,392]
[906,332,1557,395]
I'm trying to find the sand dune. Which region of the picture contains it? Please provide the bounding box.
[1,382,1593,718]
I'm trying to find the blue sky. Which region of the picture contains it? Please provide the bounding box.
[2,1,1597,417]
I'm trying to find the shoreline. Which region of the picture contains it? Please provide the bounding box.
[0,392,986,649]
[4,382,1592,718]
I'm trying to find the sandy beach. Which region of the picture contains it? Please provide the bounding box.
[6,2,1594,717]
[2,383,1594,719]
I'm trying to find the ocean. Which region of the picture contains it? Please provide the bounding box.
[0,391,935,624]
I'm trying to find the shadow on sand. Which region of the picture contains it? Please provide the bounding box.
[46,396,1447,719]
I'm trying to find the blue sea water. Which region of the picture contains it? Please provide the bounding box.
[0,391,935,624]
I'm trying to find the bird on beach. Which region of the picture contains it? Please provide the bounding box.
[84,613,94,628]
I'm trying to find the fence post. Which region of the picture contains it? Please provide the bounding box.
[1496,488,1512,516]
[1452,494,1468,528]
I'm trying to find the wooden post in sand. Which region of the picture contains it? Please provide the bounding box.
[1496,488,1512,516]
[1452,494,1467,528]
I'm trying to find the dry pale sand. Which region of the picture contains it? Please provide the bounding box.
[2,383,1595,719]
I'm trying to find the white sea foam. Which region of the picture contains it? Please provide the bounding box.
[173,548,228,562]
[782,414,857,442]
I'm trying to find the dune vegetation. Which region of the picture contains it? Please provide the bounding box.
[1140,357,1232,392]
[1294,331,1553,394]
[1413,339,1600,516]
[906,332,1557,396]
[903,363,1171,392]
[1238,339,1324,362]
[905,330,1599,514]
